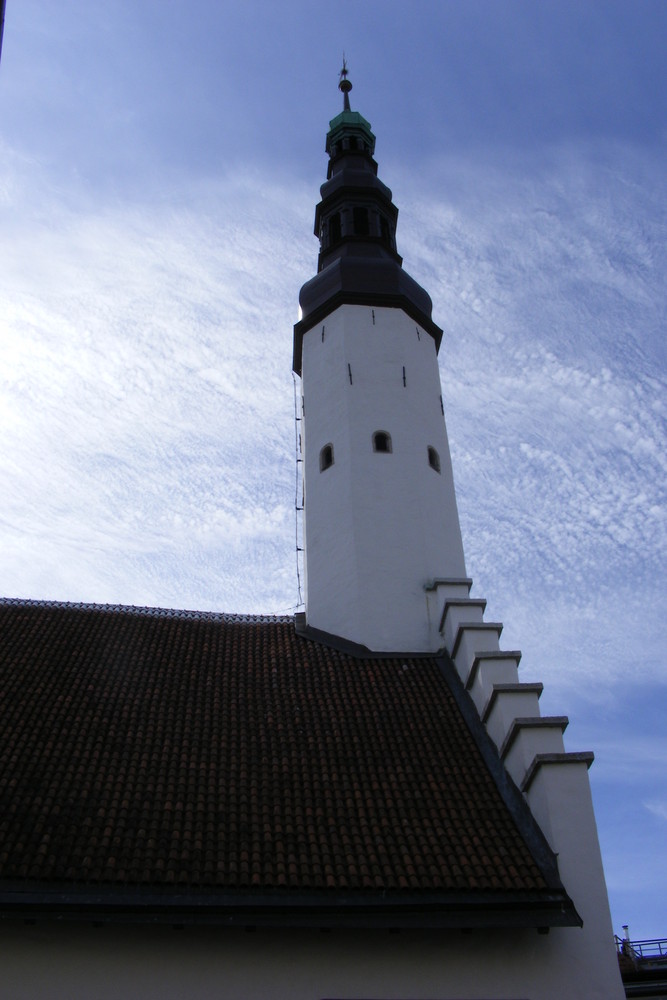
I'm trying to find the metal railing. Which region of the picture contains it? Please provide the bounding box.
[616,936,667,965]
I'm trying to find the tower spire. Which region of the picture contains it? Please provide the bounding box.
[292,74,467,651]
[294,73,443,374]
[339,57,352,111]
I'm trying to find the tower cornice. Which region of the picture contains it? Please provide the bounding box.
[293,266,442,375]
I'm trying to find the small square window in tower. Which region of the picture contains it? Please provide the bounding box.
[427,445,441,473]
[319,443,334,471]
[372,431,392,454]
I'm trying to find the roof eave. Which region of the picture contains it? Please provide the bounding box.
[0,886,582,929]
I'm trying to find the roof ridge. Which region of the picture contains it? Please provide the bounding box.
[0,597,292,624]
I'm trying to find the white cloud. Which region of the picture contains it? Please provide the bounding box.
[0,139,665,672]
[390,141,666,693]
[0,160,313,613]
[644,800,667,823]
[587,737,667,784]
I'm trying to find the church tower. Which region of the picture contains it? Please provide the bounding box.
[294,65,467,651]
[290,70,623,998]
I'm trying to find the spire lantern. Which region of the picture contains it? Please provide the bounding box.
[325,62,376,166]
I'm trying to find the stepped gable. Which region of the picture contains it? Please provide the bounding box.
[0,599,576,926]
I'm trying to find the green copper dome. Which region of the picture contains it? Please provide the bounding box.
[325,62,376,160]
[326,109,376,159]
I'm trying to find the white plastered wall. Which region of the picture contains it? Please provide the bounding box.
[301,303,466,651]
[436,601,623,1000]
[1,919,624,999]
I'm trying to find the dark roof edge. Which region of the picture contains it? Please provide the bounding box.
[0,597,291,625]
[293,292,443,375]
[0,886,580,929]
[434,653,581,924]
[294,614,440,660]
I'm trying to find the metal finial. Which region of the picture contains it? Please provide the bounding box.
[339,57,352,111]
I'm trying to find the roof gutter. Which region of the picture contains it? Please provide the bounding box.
[0,885,581,929]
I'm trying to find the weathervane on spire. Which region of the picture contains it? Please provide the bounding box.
[339,57,352,111]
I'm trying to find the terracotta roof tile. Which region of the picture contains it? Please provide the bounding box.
[0,599,562,909]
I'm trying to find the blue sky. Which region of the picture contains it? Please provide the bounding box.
[1,0,666,941]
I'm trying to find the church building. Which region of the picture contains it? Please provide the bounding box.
[0,69,624,999]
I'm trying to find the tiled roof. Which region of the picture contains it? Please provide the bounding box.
[0,597,289,623]
[0,599,576,926]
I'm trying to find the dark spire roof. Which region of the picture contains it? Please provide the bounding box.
[293,68,442,375]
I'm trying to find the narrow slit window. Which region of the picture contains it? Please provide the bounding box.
[373,431,392,454]
[379,215,391,246]
[353,206,369,236]
[319,443,334,471]
[427,446,441,473]
[328,213,341,245]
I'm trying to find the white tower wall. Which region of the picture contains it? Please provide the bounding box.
[301,303,466,651]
